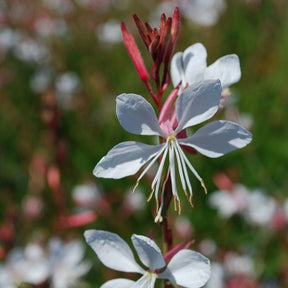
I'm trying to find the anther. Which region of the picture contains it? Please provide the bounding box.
[177,200,181,215]
[201,179,208,195]
[132,181,139,194]
[147,187,155,202]
[173,195,177,212]
[189,194,194,208]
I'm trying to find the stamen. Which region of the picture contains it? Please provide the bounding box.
[176,143,193,196]
[176,141,203,181]
[147,187,155,202]
[136,144,167,183]
[154,213,163,223]
[189,194,194,208]
[201,179,208,195]
[178,200,181,215]
[174,141,187,192]
[151,145,169,198]
[155,197,159,212]
[173,195,177,212]
[169,142,178,199]
[132,181,139,194]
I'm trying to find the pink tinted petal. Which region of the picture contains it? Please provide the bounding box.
[159,87,179,135]
[175,80,221,133]
[100,278,135,288]
[204,54,241,88]
[131,235,165,271]
[116,93,164,136]
[84,230,144,274]
[93,141,164,179]
[179,120,252,158]
[159,250,210,288]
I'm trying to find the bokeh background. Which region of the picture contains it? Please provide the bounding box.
[0,0,288,287]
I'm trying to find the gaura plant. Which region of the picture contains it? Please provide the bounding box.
[93,8,252,221]
[86,8,252,288]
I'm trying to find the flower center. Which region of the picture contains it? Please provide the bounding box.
[167,134,177,144]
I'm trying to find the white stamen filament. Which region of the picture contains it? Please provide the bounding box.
[136,143,167,184]
[168,141,179,201]
[175,141,202,181]
[174,142,193,198]
[154,171,170,223]
[151,144,169,201]
[173,141,187,193]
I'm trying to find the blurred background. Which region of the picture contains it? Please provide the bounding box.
[0,0,288,287]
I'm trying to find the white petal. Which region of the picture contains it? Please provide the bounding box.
[171,51,184,87]
[179,120,252,158]
[204,54,241,88]
[116,93,164,136]
[131,234,165,271]
[159,250,211,288]
[175,80,221,133]
[93,141,164,179]
[100,279,135,288]
[84,230,144,274]
[183,43,207,85]
[131,273,157,288]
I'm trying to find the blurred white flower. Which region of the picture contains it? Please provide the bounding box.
[34,17,67,38]
[208,184,249,218]
[14,37,51,64]
[72,182,102,208]
[152,0,226,27]
[206,262,225,288]
[30,68,52,93]
[6,243,50,285]
[48,238,91,288]
[224,252,255,276]
[0,28,19,51]
[175,216,193,238]
[96,20,123,44]
[283,198,288,220]
[245,190,277,226]
[122,188,146,215]
[55,72,80,108]
[198,239,217,257]
[177,0,226,26]
[42,0,74,15]
[0,265,17,288]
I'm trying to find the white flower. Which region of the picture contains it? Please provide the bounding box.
[5,243,50,285]
[93,80,252,221]
[208,184,249,218]
[177,0,226,26]
[171,43,241,94]
[96,20,123,44]
[48,238,91,288]
[84,230,211,288]
[245,190,277,226]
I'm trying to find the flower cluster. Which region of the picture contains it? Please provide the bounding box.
[85,7,252,288]
[0,238,90,288]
